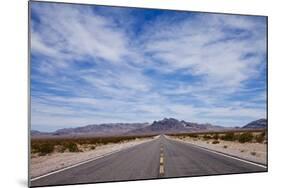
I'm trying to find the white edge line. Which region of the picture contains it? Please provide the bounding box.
[31,138,157,182]
[166,136,267,169]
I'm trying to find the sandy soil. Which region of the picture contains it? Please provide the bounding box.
[169,136,267,165]
[30,137,155,178]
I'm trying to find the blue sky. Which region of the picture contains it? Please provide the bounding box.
[30,2,267,132]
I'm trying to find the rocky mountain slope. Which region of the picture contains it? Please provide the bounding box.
[52,123,149,136]
[242,119,267,129]
[128,118,224,134]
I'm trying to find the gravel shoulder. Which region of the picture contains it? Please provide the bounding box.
[169,136,267,165]
[30,137,155,178]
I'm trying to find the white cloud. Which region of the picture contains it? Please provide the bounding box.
[31,3,131,65]
[30,3,267,131]
[142,14,266,90]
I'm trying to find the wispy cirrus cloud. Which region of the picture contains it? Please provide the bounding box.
[30,2,267,131]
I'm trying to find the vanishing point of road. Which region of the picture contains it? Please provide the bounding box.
[31,135,267,187]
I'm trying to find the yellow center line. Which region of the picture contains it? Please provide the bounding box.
[160,156,164,165]
[159,145,165,177]
[159,165,164,176]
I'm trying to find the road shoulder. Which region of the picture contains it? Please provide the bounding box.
[166,135,267,167]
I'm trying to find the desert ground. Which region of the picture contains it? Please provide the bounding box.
[169,130,267,164]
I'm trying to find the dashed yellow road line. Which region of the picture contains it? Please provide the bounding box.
[159,145,164,177]
[159,165,164,176]
[160,156,164,165]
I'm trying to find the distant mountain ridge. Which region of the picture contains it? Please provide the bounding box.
[242,119,267,129]
[31,130,50,136]
[53,123,149,136]
[31,118,267,137]
[128,118,225,134]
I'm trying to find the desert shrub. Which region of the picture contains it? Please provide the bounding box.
[31,143,40,154]
[56,145,66,153]
[240,149,245,153]
[189,134,198,138]
[90,145,96,150]
[212,140,220,144]
[221,132,236,141]
[256,133,265,143]
[238,132,254,143]
[35,143,54,155]
[203,135,212,140]
[213,134,219,140]
[63,142,80,152]
[251,151,257,156]
[223,145,228,149]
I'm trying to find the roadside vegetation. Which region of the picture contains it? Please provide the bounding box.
[169,130,266,144]
[31,135,155,156]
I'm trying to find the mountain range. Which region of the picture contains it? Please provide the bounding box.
[31,118,267,137]
[242,118,267,129]
[128,118,225,134]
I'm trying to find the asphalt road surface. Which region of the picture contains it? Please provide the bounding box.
[31,135,267,187]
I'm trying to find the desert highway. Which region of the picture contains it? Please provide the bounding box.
[31,135,267,187]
